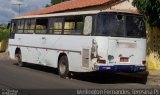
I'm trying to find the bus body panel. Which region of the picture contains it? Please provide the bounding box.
[9,34,95,72]
[9,34,146,72]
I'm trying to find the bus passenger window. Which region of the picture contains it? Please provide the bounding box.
[17,20,24,33]
[64,16,84,35]
[9,21,17,39]
[35,18,48,34]
[29,19,35,33]
[64,22,75,34]
[11,22,16,33]
[48,18,53,34]
[48,18,63,35]
[54,21,63,34]
[24,19,35,33]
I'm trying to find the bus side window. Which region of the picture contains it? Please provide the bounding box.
[63,16,84,35]
[24,19,35,34]
[54,21,63,34]
[9,21,17,39]
[50,18,63,35]
[48,18,54,34]
[83,16,92,36]
[35,18,48,34]
[17,20,24,33]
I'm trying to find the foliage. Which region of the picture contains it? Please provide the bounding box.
[46,0,68,7]
[51,0,62,5]
[45,4,50,7]
[50,0,69,5]
[0,24,9,41]
[132,0,160,27]
[133,0,160,70]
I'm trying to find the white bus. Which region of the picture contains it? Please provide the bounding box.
[8,10,147,78]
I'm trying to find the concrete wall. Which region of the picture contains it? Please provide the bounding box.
[65,0,137,13]
[111,0,136,10]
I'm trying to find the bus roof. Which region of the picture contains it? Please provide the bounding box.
[13,9,140,20]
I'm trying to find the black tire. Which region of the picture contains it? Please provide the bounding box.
[139,71,149,84]
[58,55,70,78]
[129,71,148,84]
[15,53,25,67]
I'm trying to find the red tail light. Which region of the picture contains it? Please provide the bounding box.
[120,57,129,62]
[97,60,106,64]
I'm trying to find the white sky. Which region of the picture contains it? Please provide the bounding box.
[0,0,50,24]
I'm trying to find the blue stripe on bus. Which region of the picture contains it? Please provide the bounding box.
[98,65,146,72]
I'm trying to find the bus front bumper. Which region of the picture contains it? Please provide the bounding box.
[94,65,146,72]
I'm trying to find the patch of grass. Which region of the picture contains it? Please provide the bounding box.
[0,25,9,41]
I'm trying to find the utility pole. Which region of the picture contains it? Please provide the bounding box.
[13,3,24,16]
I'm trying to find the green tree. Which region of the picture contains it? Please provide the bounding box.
[0,24,9,52]
[51,0,69,5]
[132,0,160,70]
[132,0,160,27]
[46,0,69,7]
[0,24,9,41]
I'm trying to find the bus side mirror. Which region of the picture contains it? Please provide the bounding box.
[7,22,11,29]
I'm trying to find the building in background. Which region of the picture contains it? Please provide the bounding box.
[25,0,137,16]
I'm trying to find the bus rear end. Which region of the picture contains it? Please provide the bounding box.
[107,37,146,72]
[93,12,147,72]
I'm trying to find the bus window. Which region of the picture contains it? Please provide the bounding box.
[9,21,17,39]
[64,16,84,35]
[48,18,63,35]
[17,20,24,33]
[96,13,146,38]
[83,16,92,35]
[30,19,36,33]
[24,19,35,34]
[48,18,53,34]
[35,18,48,34]
[51,18,63,35]
[126,16,146,38]
[96,13,125,37]
[10,21,16,33]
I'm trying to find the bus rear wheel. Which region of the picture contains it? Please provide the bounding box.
[58,55,70,78]
[15,53,25,67]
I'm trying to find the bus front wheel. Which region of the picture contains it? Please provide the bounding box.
[58,55,70,78]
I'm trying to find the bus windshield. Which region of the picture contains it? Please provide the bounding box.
[96,13,146,38]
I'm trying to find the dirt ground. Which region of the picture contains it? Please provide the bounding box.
[0,52,10,61]
[147,71,160,86]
